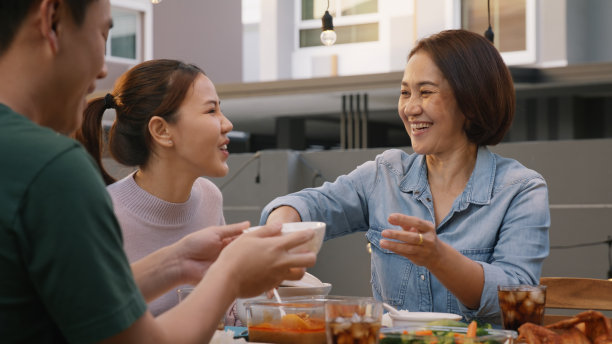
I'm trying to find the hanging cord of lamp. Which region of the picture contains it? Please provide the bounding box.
[296,154,328,187]
[219,151,262,190]
[550,236,612,280]
[321,0,337,46]
[484,0,494,43]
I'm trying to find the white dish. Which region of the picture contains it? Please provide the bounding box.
[389,311,462,327]
[280,271,325,288]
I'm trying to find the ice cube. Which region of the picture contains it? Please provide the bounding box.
[520,298,535,315]
[529,290,545,305]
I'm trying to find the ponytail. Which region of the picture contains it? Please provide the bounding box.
[74,95,116,185]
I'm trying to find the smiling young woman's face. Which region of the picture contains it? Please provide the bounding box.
[398,51,470,156]
[167,74,233,178]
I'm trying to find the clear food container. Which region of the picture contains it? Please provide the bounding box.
[246,299,326,344]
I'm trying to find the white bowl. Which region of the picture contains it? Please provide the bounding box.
[389,311,462,328]
[245,222,326,254]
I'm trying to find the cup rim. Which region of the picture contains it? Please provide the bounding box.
[281,221,326,231]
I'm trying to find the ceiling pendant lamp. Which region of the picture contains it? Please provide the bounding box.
[321,0,337,46]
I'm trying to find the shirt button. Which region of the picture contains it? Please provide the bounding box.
[414,191,420,195]
[426,197,431,202]
[420,274,425,280]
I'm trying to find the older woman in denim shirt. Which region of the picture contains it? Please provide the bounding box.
[260,30,550,325]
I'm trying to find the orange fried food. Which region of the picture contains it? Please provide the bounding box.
[518,311,612,344]
[518,322,563,344]
[546,311,612,344]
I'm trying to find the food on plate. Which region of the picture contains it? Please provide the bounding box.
[248,311,326,344]
[378,321,514,344]
[517,310,612,344]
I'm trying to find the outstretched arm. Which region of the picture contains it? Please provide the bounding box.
[101,223,317,344]
[130,221,247,302]
[265,206,302,224]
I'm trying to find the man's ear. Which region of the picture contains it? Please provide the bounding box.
[38,0,62,54]
[149,116,174,148]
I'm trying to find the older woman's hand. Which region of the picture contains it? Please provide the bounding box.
[379,213,441,268]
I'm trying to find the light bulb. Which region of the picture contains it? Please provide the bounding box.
[151,0,162,4]
[320,30,337,46]
[321,10,336,46]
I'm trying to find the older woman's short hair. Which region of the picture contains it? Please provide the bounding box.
[409,29,515,146]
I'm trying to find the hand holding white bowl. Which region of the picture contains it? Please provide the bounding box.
[244,222,326,254]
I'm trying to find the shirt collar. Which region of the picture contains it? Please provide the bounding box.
[398,147,496,205]
[464,146,496,205]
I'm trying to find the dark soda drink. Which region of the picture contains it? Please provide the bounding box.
[326,317,381,344]
[497,285,546,331]
[325,297,383,344]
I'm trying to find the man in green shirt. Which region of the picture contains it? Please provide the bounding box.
[0,1,316,343]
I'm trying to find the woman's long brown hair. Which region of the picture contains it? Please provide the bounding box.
[74,59,204,185]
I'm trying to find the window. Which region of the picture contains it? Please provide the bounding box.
[299,0,379,48]
[461,0,536,65]
[107,7,140,61]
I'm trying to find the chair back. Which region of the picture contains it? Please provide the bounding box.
[540,277,612,325]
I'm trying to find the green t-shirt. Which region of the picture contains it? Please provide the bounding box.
[0,104,147,343]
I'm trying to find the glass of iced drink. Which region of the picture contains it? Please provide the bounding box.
[325,297,383,344]
[497,285,547,331]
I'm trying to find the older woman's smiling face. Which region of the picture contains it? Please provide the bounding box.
[398,51,470,157]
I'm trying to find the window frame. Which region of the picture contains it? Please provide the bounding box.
[457,0,537,65]
[106,0,153,63]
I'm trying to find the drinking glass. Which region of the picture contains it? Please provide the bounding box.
[325,296,383,344]
[497,284,547,331]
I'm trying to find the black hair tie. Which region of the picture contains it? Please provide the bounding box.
[104,93,116,109]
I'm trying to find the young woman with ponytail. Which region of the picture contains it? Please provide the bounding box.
[76,59,239,322]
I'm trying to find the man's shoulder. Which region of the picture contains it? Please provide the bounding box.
[0,105,84,172]
[0,105,100,201]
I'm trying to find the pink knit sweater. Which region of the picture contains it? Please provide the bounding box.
[107,172,225,316]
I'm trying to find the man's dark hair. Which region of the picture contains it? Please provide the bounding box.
[0,0,96,55]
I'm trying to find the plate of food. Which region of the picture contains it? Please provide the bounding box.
[388,311,463,327]
[379,321,517,344]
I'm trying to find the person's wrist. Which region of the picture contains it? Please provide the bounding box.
[167,238,192,285]
[206,259,240,299]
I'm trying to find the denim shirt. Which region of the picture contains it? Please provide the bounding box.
[260,147,550,325]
